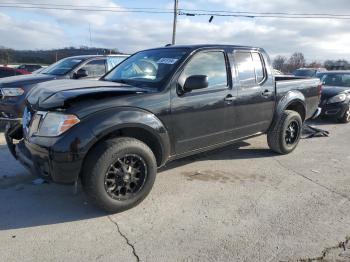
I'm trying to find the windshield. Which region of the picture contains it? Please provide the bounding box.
[321,73,350,87]
[41,57,84,76]
[294,69,316,77]
[103,49,189,88]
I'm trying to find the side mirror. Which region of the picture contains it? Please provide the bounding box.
[183,75,209,92]
[74,68,88,79]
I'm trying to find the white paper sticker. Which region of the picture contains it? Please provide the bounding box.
[157,58,178,64]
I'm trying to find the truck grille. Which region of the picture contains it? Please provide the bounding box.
[23,107,46,138]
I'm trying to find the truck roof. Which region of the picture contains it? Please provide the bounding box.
[66,54,129,60]
[146,44,263,52]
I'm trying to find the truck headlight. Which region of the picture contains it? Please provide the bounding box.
[1,88,24,97]
[327,93,347,104]
[37,112,80,137]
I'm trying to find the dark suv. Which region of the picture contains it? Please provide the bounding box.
[0,54,128,121]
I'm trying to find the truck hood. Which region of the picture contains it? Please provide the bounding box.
[0,73,57,87]
[321,85,350,99]
[27,79,153,110]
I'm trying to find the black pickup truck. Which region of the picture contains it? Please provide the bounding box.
[10,45,321,212]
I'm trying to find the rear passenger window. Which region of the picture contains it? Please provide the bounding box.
[252,52,265,83]
[107,57,126,71]
[182,51,227,88]
[80,59,106,78]
[234,52,256,87]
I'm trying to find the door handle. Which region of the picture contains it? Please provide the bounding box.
[262,90,272,97]
[224,95,236,103]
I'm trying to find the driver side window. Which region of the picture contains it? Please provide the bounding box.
[181,51,228,89]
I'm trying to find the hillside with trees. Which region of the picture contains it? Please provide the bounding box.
[0,46,125,65]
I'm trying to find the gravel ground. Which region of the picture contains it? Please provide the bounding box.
[0,119,350,261]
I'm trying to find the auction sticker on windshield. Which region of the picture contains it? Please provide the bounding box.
[157,58,178,64]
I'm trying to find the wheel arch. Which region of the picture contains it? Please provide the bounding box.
[271,90,307,129]
[82,108,171,170]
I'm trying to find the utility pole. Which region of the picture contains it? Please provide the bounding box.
[172,0,179,45]
[89,24,92,48]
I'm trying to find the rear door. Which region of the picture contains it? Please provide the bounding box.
[171,50,234,154]
[230,50,275,137]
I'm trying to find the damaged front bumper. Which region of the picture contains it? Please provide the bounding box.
[320,102,349,119]
[15,138,84,184]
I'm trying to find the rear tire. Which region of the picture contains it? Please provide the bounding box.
[267,110,302,154]
[337,104,350,123]
[81,137,157,213]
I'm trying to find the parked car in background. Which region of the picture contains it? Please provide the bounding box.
[11,44,321,212]
[294,68,327,78]
[0,54,129,121]
[0,66,30,78]
[319,71,350,123]
[17,64,43,73]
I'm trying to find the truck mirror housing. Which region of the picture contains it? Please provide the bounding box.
[183,75,209,92]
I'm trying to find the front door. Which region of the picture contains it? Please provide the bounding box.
[170,50,234,154]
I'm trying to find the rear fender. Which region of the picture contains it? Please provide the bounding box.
[270,90,306,129]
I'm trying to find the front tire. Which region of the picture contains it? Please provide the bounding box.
[267,110,302,154]
[82,137,157,213]
[338,104,350,123]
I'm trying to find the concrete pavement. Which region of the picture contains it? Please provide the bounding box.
[1,119,350,261]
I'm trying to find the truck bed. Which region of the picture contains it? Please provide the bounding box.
[274,76,321,120]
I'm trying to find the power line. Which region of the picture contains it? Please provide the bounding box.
[0,4,173,14]
[179,8,350,18]
[1,2,350,19]
[0,2,174,11]
[179,11,350,20]
[2,2,350,17]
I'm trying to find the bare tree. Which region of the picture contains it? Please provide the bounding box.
[324,60,334,70]
[307,61,322,68]
[273,55,287,72]
[287,52,306,72]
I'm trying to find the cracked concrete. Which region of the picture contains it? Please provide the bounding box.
[108,216,140,262]
[299,236,350,261]
[1,119,350,261]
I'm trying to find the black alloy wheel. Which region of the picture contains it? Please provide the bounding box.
[285,120,300,145]
[82,137,157,213]
[267,110,303,154]
[104,154,147,200]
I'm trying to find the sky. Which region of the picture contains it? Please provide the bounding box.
[1,0,350,61]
